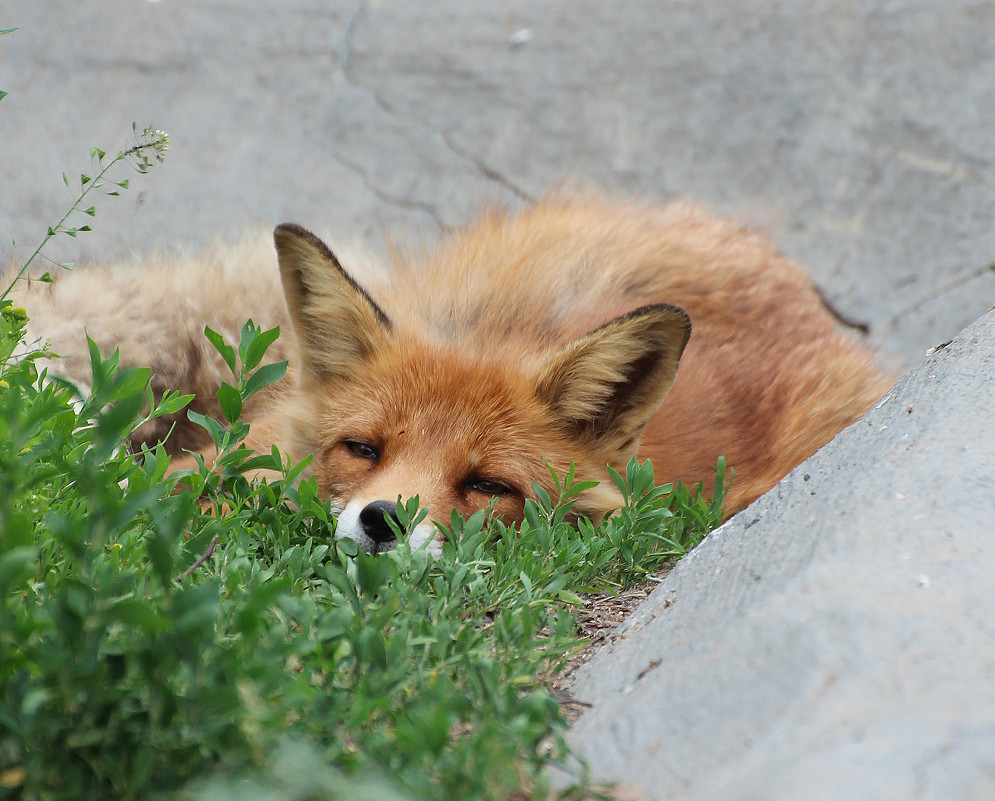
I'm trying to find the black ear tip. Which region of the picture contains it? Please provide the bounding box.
[621,303,692,345]
[670,303,691,325]
[273,225,344,273]
[274,222,312,243]
[651,302,691,326]
[664,303,693,351]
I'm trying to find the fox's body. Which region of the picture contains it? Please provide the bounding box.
[13,197,891,552]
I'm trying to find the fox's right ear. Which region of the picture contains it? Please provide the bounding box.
[274,223,392,384]
[535,303,691,459]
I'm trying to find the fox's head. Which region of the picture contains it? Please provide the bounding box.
[273,224,690,554]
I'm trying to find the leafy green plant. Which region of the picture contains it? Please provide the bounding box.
[0,310,727,800]
[1,124,168,305]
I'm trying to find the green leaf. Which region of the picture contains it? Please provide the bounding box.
[243,326,281,371]
[237,319,258,366]
[357,627,388,671]
[713,455,731,501]
[239,452,283,473]
[532,483,552,512]
[96,391,145,449]
[243,360,287,399]
[154,390,195,418]
[554,589,586,605]
[519,570,534,599]
[283,453,313,485]
[216,381,242,423]
[462,509,486,541]
[146,530,175,587]
[607,464,627,498]
[0,546,36,595]
[107,366,151,404]
[20,688,51,717]
[0,511,33,548]
[86,336,108,389]
[203,326,237,376]
[109,598,164,631]
[356,551,390,598]
[187,409,225,444]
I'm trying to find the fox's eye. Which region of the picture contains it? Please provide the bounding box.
[464,479,513,496]
[344,441,380,461]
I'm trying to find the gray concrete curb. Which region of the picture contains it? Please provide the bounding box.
[567,308,995,800]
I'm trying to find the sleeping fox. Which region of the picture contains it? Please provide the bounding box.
[13,196,891,553]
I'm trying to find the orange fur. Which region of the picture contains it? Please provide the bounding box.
[10,196,892,550]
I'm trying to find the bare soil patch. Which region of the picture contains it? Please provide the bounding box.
[551,574,670,722]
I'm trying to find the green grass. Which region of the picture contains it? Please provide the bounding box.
[0,311,728,801]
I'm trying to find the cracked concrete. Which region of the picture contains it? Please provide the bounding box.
[3,2,995,798]
[441,128,537,204]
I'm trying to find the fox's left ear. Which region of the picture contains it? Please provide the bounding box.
[274,223,392,385]
[535,304,691,457]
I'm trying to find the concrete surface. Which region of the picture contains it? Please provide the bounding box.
[3,1,995,368]
[3,2,995,799]
[567,308,995,800]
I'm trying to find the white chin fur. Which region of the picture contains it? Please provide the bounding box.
[408,523,444,557]
[335,500,442,556]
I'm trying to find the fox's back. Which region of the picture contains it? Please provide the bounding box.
[373,199,821,349]
[13,196,891,518]
[369,197,890,512]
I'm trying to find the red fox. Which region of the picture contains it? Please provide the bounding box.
[13,196,891,553]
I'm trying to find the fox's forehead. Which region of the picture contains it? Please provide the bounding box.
[317,345,552,449]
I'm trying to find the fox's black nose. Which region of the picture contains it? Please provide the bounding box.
[359,500,401,547]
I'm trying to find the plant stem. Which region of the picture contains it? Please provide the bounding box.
[1,129,168,304]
